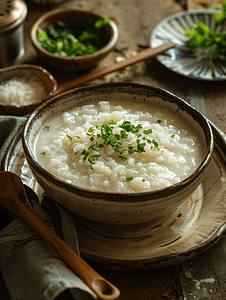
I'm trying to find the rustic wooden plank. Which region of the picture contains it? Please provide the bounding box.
[97,266,183,300]
[187,0,223,10]
[21,0,183,85]
[177,235,226,299]
[2,1,226,300]
[139,57,226,133]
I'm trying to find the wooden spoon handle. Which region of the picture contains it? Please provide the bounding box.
[55,41,176,94]
[0,171,120,300]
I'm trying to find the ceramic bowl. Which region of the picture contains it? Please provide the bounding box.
[0,64,57,116]
[30,8,118,71]
[22,82,213,226]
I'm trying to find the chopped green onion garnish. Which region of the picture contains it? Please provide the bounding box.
[37,18,110,58]
[143,128,153,135]
[73,120,161,169]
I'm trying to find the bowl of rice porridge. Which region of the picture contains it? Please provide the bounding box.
[22,82,213,226]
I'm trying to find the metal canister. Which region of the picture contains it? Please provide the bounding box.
[0,0,28,67]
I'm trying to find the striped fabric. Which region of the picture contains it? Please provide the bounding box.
[0,116,96,300]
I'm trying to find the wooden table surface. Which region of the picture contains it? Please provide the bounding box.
[1,0,226,299]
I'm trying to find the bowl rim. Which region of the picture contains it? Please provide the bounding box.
[0,64,57,116]
[22,82,214,201]
[30,8,119,63]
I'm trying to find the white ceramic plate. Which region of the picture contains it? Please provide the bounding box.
[150,10,226,81]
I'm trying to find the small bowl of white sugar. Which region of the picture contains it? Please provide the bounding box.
[0,64,57,116]
[22,82,214,230]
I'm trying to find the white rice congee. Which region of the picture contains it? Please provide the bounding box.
[36,99,202,193]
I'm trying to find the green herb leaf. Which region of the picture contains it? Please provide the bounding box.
[126,176,134,181]
[143,128,153,135]
[94,18,110,29]
[81,149,90,162]
[185,2,226,63]
[74,150,82,155]
[37,18,110,58]
[88,127,95,133]
[109,120,117,124]
[43,126,50,131]
[119,155,126,160]
[151,139,159,149]
[40,152,45,156]
[73,120,162,169]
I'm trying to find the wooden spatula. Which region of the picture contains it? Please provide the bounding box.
[0,171,120,300]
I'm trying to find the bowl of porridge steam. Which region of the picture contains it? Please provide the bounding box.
[22,82,213,227]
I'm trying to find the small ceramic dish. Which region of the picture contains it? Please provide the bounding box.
[30,8,118,71]
[22,82,214,229]
[0,64,57,116]
[150,10,226,81]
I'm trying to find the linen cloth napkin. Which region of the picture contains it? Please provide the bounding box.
[0,116,97,300]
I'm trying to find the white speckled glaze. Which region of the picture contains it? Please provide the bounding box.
[22,82,214,225]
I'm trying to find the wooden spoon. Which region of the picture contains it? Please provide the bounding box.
[0,171,120,300]
[55,41,176,94]
[0,41,175,116]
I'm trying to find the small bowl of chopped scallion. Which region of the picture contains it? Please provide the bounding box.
[31,8,118,71]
